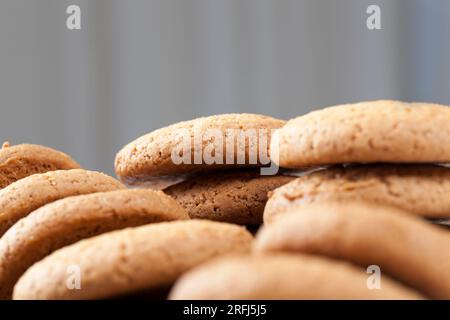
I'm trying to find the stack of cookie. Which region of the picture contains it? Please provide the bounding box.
[0,143,253,300]
[114,114,295,226]
[3,100,450,300]
[168,100,450,300]
[264,100,450,225]
[12,220,253,299]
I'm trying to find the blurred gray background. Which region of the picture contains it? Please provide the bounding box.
[1,0,449,175]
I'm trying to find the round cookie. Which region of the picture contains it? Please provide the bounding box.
[271,100,450,168]
[264,164,450,223]
[115,114,285,185]
[169,254,423,300]
[165,170,295,225]
[0,143,80,189]
[256,202,450,299]
[13,220,253,300]
[0,189,189,299]
[0,169,124,237]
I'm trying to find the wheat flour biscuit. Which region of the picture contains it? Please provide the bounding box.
[165,170,294,225]
[264,164,450,224]
[115,114,285,185]
[0,169,124,237]
[0,143,80,189]
[169,254,423,300]
[13,220,253,300]
[255,202,450,299]
[0,189,189,299]
[271,100,450,168]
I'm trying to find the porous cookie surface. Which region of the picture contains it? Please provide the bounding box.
[165,170,294,225]
[256,202,450,299]
[169,254,423,300]
[0,143,80,189]
[115,114,285,184]
[13,220,253,300]
[271,100,450,168]
[0,169,124,237]
[264,164,450,223]
[0,189,188,299]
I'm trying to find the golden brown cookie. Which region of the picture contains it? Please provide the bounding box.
[0,143,80,189]
[271,100,450,168]
[0,189,189,299]
[165,170,294,225]
[256,202,450,299]
[13,220,253,300]
[169,254,423,300]
[264,164,450,223]
[115,114,285,185]
[0,169,124,237]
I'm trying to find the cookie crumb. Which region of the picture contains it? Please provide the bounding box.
[2,141,10,149]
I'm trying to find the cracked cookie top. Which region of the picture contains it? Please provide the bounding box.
[114,114,285,185]
[0,143,80,189]
[264,164,450,223]
[271,100,450,168]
